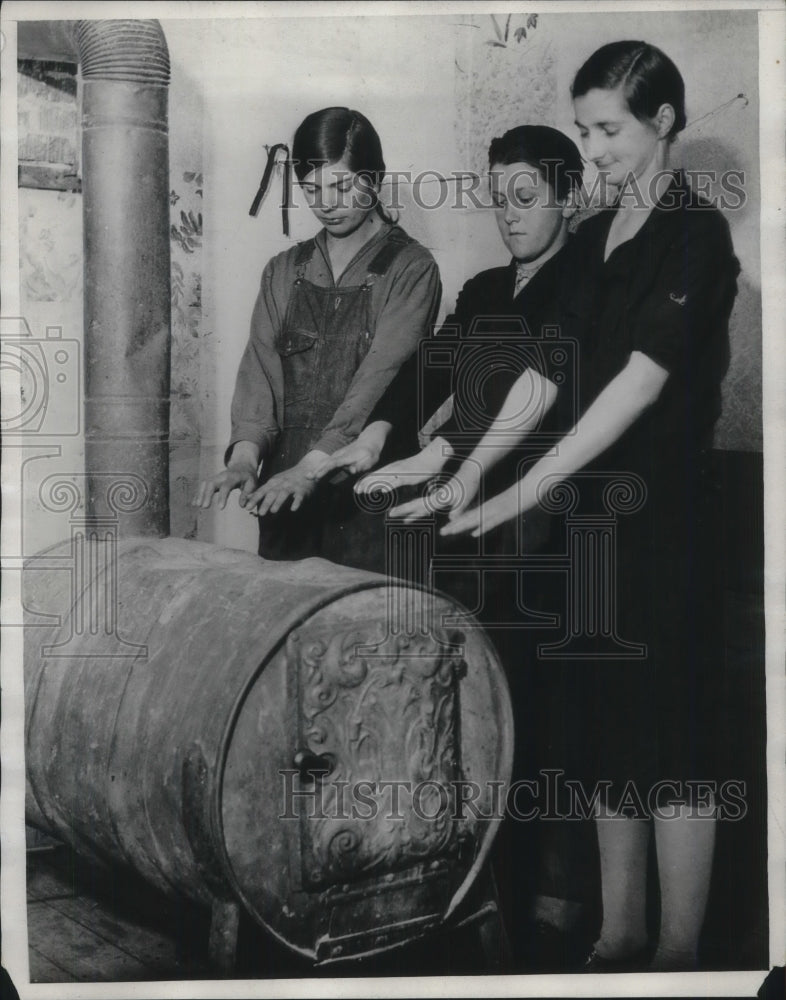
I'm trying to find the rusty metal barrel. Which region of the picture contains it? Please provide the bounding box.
[24,536,513,963]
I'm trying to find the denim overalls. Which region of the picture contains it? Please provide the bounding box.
[258,228,414,572]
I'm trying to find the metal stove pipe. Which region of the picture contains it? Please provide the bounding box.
[75,19,172,536]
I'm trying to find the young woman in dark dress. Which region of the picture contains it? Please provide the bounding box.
[444,42,739,972]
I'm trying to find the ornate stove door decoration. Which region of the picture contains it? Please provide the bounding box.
[287,623,467,892]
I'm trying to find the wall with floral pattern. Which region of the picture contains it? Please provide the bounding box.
[168,168,204,538]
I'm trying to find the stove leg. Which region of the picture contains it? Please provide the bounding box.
[208,899,240,973]
[477,871,511,972]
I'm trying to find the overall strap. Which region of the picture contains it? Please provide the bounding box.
[367,228,414,277]
[293,238,317,278]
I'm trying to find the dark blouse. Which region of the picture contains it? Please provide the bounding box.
[369,245,578,474]
[562,172,739,521]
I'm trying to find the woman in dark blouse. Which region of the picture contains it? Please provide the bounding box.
[444,42,739,972]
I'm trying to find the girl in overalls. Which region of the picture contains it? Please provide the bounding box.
[196,107,441,571]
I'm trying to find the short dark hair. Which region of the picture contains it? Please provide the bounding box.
[488,125,584,202]
[571,41,686,140]
[292,107,386,185]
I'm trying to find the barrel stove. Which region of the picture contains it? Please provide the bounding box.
[20,17,514,969]
[24,537,513,963]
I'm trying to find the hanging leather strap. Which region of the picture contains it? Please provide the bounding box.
[249,142,291,236]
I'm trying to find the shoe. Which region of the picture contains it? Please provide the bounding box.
[580,943,651,973]
[648,952,699,972]
[520,919,586,973]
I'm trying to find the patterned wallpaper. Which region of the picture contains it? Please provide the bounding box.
[19,189,82,304]
[169,170,204,539]
[454,14,555,178]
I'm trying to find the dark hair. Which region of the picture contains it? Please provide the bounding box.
[488,125,584,202]
[292,107,386,186]
[571,41,686,140]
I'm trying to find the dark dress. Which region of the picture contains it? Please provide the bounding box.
[369,248,577,530]
[366,248,585,677]
[558,173,739,807]
[367,248,594,920]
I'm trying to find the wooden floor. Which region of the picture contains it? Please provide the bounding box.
[26,844,213,983]
[25,842,493,982]
[26,817,769,985]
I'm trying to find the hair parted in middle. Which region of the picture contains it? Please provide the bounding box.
[291,106,386,185]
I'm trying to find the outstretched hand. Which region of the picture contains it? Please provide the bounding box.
[193,465,259,511]
[244,463,316,516]
[388,462,482,522]
[440,483,521,538]
[309,438,381,481]
[355,438,453,495]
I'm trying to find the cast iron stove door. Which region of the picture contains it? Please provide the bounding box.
[286,621,468,960]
